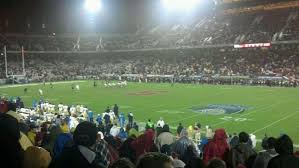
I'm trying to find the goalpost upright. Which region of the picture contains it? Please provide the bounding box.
[4,45,26,79]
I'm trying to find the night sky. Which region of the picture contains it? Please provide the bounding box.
[0,0,293,33]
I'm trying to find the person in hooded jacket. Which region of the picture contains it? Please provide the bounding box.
[203,128,230,165]
[229,132,256,168]
[172,128,198,159]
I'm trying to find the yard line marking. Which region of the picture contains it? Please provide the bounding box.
[251,111,299,134]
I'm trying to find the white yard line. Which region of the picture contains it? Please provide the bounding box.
[251,111,299,134]
[0,81,87,89]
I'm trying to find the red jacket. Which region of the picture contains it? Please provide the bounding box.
[0,100,8,113]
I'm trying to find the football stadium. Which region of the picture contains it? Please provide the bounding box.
[1,0,299,168]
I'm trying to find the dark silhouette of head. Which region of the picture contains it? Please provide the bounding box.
[275,134,294,155]
[239,132,249,143]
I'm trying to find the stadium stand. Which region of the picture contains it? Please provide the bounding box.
[1,1,299,168]
[1,97,299,168]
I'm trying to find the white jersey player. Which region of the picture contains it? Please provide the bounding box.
[76,85,80,91]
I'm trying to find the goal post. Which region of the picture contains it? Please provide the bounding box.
[4,45,27,84]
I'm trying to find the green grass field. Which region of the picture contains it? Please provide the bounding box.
[1,80,299,145]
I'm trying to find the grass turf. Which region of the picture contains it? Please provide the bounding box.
[1,80,299,146]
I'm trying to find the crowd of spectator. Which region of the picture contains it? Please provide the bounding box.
[1,96,299,168]
[0,43,298,87]
[0,8,298,51]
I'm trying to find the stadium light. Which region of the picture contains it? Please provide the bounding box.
[162,0,200,11]
[84,0,102,14]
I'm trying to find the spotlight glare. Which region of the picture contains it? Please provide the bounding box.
[84,0,102,13]
[162,0,200,11]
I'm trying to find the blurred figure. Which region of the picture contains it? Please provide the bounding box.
[176,123,184,137]
[253,137,278,168]
[229,132,256,168]
[157,117,165,128]
[136,152,173,168]
[207,159,226,168]
[267,135,299,168]
[172,128,198,160]
[109,158,135,168]
[23,146,52,168]
[0,114,24,168]
[203,128,229,164]
[155,124,176,151]
[52,122,105,168]
[131,129,155,158]
[128,112,134,127]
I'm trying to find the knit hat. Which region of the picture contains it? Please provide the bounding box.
[74,122,97,147]
[0,113,20,140]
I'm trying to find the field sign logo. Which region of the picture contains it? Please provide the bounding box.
[191,104,247,115]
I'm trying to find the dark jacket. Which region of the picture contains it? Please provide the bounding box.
[229,143,256,168]
[267,154,299,168]
[50,145,105,168]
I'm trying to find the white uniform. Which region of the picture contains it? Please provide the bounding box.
[38,89,43,95]
[70,106,76,115]
[63,105,68,114]
[58,104,63,113]
[76,85,80,91]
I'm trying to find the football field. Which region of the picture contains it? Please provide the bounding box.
[1,80,299,145]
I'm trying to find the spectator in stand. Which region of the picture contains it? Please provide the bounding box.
[172,128,197,159]
[267,134,299,168]
[23,146,52,168]
[253,137,278,168]
[183,145,205,168]
[136,152,173,168]
[229,132,256,168]
[0,114,24,168]
[172,152,186,168]
[229,133,239,148]
[131,129,155,158]
[119,133,137,163]
[95,131,111,168]
[109,158,135,168]
[155,124,176,151]
[51,121,105,168]
[110,124,120,137]
[207,159,226,168]
[203,128,230,165]
[118,127,128,141]
[53,123,73,159]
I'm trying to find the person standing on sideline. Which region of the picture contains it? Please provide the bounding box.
[128,112,134,127]
[113,104,119,118]
[177,123,184,137]
[96,114,102,125]
[88,109,94,123]
[119,112,126,128]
